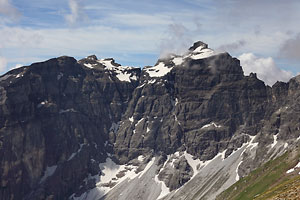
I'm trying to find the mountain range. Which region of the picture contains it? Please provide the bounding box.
[1,41,300,200]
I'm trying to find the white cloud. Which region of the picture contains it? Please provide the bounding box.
[279,33,300,61]
[217,40,246,52]
[159,23,192,57]
[12,63,23,69]
[0,26,43,48]
[238,53,294,86]
[0,24,162,71]
[0,57,7,73]
[0,0,20,20]
[106,13,172,27]
[159,20,206,58]
[0,0,299,74]
[65,0,87,25]
[191,0,300,58]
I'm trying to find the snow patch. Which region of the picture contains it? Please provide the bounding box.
[68,144,84,161]
[155,156,171,199]
[137,155,145,162]
[37,100,48,108]
[286,161,300,174]
[129,116,134,122]
[130,75,137,81]
[227,135,258,182]
[184,149,227,180]
[40,101,47,105]
[174,115,179,122]
[184,151,201,178]
[57,72,63,80]
[174,152,180,157]
[97,59,137,82]
[84,63,94,68]
[297,162,300,168]
[235,161,243,181]
[172,57,184,66]
[75,157,145,200]
[136,118,144,126]
[100,158,124,183]
[116,72,136,82]
[220,150,227,160]
[144,62,173,77]
[155,174,170,200]
[201,122,222,129]
[270,134,278,148]
[169,153,180,168]
[148,79,157,84]
[189,48,218,60]
[59,108,77,114]
[286,168,295,174]
[193,45,206,53]
[40,165,57,183]
[248,135,258,150]
[16,73,24,78]
[137,83,145,88]
[164,134,259,200]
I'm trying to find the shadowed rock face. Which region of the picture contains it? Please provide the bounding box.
[113,52,268,163]
[0,56,140,199]
[0,41,298,199]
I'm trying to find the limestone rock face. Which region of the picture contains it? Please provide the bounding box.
[0,41,300,200]
[113,49,268,163]
[157,153,193,191]
[0,56,139,199]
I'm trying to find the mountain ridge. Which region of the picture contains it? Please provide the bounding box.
[0,41,299,200]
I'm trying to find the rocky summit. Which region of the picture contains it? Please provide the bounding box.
[0,41,300,200]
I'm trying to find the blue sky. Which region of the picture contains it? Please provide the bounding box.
[1,0,300,85]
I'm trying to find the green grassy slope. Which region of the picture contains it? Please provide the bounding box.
[216,149,300,200]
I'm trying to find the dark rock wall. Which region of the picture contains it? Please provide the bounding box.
[113,53,269,162]
[0,57,139,199]
[0,48,298,199]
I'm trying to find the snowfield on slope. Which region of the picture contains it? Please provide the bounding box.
[83,58,138,82]
[144,62,173,78]
[70,134,266,200]
[144,45,222,78]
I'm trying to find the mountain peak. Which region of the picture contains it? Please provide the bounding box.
[1,40,299,200]
[188,41,208,51]
[86,55,98,61]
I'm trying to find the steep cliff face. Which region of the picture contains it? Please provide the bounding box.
[0,56,140,199]
[0,42,299,200]
[112,48,269,164]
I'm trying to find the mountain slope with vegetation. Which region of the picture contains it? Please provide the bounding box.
[217,147,300,200]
